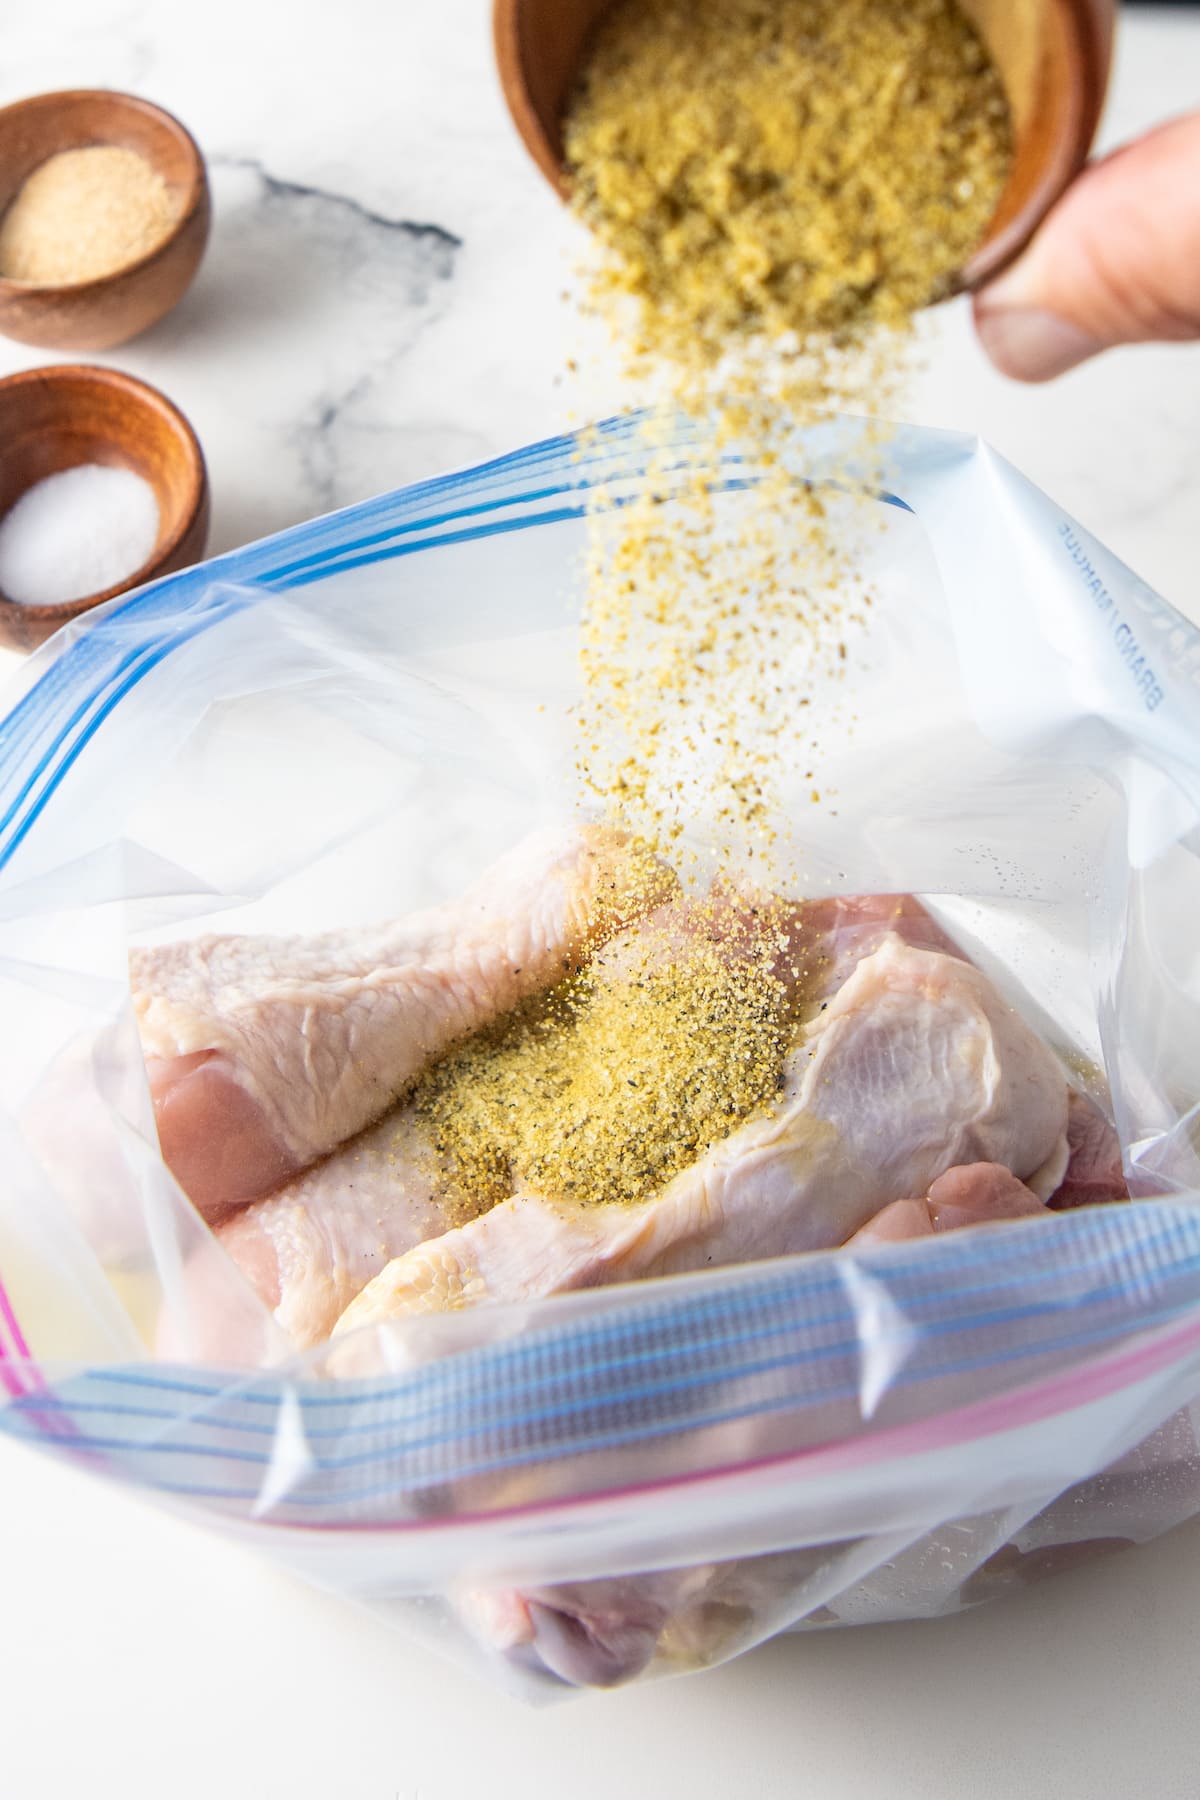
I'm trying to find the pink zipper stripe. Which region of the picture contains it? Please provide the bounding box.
[0,1355,26,1400]
[0,1269,31,1359]
[0,1267,34,1399]
[260,1311,1200,1538]
[790,1307,1200,1483]
[4,1273,1199,1525]
[0,1269,92,1453]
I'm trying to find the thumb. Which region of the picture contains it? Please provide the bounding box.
[973,110,1200,381]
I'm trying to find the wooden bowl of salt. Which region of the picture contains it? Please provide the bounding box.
[0,364,210,653]
[0,90,210,351]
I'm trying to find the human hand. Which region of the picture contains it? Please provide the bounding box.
[973,110,1200,380]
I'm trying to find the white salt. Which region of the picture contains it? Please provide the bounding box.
[0,463,160,607]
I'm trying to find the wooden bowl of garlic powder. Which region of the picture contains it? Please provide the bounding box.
[0,89,210,351]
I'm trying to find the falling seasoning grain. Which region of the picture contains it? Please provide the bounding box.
[565,0,1013,863]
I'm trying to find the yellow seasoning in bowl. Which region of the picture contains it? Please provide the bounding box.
[566,0,1013,370]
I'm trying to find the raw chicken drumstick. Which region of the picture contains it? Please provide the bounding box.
[331,933,1071,1358]
[207,889,953,1352]
[202,880,801,1352]
[847,1162,1050,1244]
[1052,1089,1131,1210]
[206,1108,460,1356]
[131,824,662,1225]
[459,1166,1059,1690]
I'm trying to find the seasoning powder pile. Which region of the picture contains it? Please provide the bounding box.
[411,896,801,1211]
[566,0,1012,854]
[0,146,173,285]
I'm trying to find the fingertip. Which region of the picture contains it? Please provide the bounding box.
[973,298,1102,382]
[973,112,1200,378]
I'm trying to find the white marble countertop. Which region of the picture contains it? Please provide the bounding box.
[1,4,1200,1796]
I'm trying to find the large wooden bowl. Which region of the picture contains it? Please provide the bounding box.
[494,0,1115,293]
[0,364,210,653]
[0,89,210,351]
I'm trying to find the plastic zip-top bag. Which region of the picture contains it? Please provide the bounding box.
[1,413,1199,1696]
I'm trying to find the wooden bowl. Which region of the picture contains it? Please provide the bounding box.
[0,90,210,351]
[493,0,1115,294]
[0,364,210,652]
